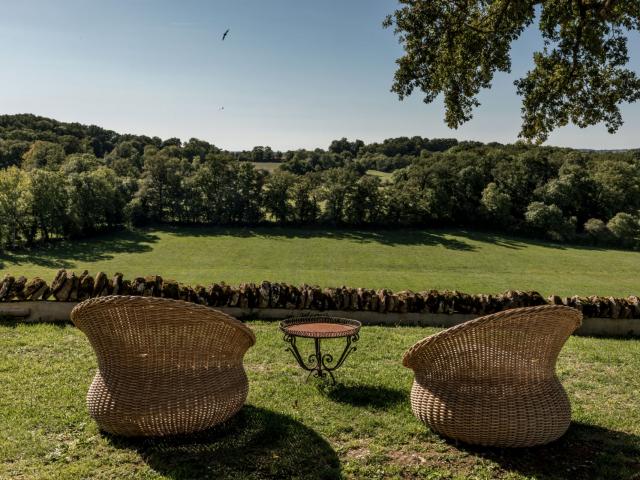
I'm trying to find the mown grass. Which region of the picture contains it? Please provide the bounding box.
[0,321,638,479]
[249,162,282,173]
[1,226,638,297]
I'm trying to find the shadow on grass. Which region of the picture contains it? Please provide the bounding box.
[0,318,72,329]
[323,383,407,409]
[0,229,160,270]
[162,225,477,251]
[108,405,340,480]
[3,225,631,273]
[158,224,635,254]
[0,316,20,328]
[454,422,640,480]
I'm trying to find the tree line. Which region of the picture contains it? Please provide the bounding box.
[0,114,639,250]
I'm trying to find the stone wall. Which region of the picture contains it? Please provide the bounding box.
[0,269,638,320]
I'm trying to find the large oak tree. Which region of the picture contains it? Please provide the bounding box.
[384,1,640,142]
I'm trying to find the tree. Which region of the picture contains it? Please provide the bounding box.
[124,196,150,227]
[138,148,185,222]
[21,140,65,170]
[454,165,487,223]
[183,138,219,162]
[105,140,144,175]
[424,138,458,152]
[251,146,274,163]
[187,156,237,224]
[535,170,599,227]
[345,175,384,225]
[0,167,32,248]
[389,159,458,225]
[591,158,640,218]
[61,153,102,175]
[0,139,30,169]
[384,1,640,142]
[606,212,639,247]
[583,218,610,244]
[161,137,182,148]
[263,171,296,224]
[492,151,551,213]
[66,167,125,235]
[329,138,364,156]
[27,169,68,241]
[524,201,575,241]
[231,162,265,224]
[319,168,359,224]
[291,175,320,225]
[480,182,512,225]
[58,134,83,154]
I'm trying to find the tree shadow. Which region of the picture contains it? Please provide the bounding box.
[0,229,160,270]
[107,405,340,480]
[162,224,638,254]
[323,383,407,409]
[452,422,640,480]
[452,229,529,250]
[3,224,633,274]
[455,228,637,254]
[163,225,477,251]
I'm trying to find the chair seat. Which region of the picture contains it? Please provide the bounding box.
[410,376,571,447]
[87,369,249,436]
[403,305,582,447]
[71,296,256,437]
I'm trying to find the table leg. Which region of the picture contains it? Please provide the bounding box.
[283,333,359,385]
[322,333,359,376]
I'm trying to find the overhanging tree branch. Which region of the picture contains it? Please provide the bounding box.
[385,0,640,142]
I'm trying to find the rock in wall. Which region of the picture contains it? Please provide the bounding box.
[0,269,638,319]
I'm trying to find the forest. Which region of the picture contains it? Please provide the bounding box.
[0,113,639,250]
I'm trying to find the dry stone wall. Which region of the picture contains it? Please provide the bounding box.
[0,270,638,320]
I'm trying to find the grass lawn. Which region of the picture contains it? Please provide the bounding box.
[366,170,394,185]
[1,226,638,297]
[0,321,638,479]
[249,162,282,173]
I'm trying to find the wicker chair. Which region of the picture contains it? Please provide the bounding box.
[71,296,256,437]
[403,305,582,447]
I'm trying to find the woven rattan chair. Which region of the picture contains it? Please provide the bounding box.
[403,305,582,447]
[71,296,256,437]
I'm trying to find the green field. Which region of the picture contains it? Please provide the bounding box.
[1,227,638,297]
[366,169,394,184]
[248,162,282,172]
[1,321,638,479]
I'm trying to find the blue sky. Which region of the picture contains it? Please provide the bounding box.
[1,0,638,150]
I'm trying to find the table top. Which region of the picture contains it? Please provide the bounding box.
[280,316,361,339]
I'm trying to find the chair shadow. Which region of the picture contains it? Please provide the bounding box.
[453,422,640,480]
[106,405,341,480]
[0,319,70,329]
[323,383,407,409]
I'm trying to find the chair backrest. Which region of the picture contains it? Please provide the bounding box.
[71,296,256,373]
[403,305,582,382]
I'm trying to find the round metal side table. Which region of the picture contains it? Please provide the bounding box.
[280,315,361,384]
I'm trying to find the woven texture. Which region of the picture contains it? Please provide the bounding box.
[403,305,582,447]
[71,295,256,437]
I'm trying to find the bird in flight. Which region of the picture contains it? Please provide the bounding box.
[222,29,230,41]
